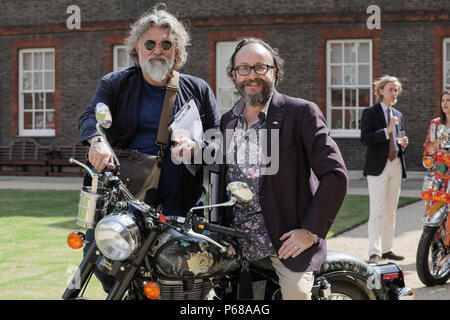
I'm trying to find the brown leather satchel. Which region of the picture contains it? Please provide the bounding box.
[116,71,179,204]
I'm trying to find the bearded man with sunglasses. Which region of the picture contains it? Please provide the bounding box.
[218,38,348,299]
[78,5,220,218]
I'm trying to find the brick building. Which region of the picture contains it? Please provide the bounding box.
[1,0,450,173]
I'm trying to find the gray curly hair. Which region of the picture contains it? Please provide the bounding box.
[125,3,191,70]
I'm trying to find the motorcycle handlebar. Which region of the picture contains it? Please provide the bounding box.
[191,216,248,239]
[205,222,248,239]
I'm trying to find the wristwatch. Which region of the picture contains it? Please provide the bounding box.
[90,136,105,144]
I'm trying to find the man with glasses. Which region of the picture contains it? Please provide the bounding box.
[79,4,219,217]
[78,5,220,293]
[218,38,348,299]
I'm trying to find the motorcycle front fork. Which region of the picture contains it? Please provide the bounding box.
[62,241,98,300]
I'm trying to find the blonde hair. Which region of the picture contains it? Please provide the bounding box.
[373,75,403,103]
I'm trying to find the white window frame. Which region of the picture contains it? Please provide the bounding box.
[216,41,240,115]
[113,45,133,72]
[443,38,450,91]
[326,39,373,138]
[18,48,55,137]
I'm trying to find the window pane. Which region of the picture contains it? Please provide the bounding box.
[117,48,127,68]
[331,89,343,107]
[24,112,33,129]
[216,41,240,114]
[358,43,370,63]
[44,52,54,70]
[331,109,343,129]
[447,42,450,62]
[359,89,371,106]
[330,43,342,63]
[345,109,357,129]
[330,66,342,85]
[446,63,450,85]
[344,65,356,85]
[33,72,43,90]
[344,43,356,63]
[44,71,54,90]
[46,112,55,129]
[46,93,54,110]
[24,93,33,110]
[23,53,32,71]
[345,89,357,107]
[23,72,32,90]
[217,88,235,114]
[35,112,44,129]
[33,52,43,70]
[36,92,45,109]
[358,65,370,85]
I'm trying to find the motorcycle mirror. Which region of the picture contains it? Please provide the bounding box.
[226,181,253,203]
[429,123,436,142]
[95,102,112,129]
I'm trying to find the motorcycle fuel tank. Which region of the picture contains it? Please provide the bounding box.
[149,228,241,279]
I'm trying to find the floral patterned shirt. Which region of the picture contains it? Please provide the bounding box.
[226,101,276,261]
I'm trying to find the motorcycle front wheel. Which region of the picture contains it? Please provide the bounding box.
[416,225,450,286]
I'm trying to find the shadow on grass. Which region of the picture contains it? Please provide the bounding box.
[47,219,80,229]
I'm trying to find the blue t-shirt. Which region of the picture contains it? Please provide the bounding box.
[128,80,185,216]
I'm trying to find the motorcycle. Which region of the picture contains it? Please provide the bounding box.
[417,123,450,286]
[62,103,414,300]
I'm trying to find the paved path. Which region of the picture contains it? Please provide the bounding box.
[1,171,449,299]
[0,175,82,190]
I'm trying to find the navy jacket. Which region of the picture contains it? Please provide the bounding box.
[360,103,407,179]
[78,66,220,211]
[219,91,348,272]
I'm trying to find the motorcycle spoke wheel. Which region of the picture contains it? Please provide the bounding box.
[416,226,450,286]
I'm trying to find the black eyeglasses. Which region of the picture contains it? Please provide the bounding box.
[234,64,275,76]
[144,40,173,51]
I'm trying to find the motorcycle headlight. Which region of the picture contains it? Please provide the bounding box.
[94,214,141,261]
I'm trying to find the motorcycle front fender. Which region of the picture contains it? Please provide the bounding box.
[423,203,447,227]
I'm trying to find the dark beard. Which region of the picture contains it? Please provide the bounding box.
[236,78,274,107]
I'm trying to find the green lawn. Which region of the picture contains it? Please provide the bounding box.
[0,189,421,300]
[326,194,421,237]
[0,190,105,300]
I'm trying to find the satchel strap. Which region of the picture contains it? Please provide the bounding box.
[156,71,180,146]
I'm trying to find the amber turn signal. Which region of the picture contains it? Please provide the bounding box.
[143,282,160,300]
[67,232,85,249]
[423,156,433,169]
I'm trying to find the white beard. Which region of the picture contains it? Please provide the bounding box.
[140,54,174,83]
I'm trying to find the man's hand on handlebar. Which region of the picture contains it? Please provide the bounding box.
[88,140,114,172]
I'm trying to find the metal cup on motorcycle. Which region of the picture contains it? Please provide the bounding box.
[422,175,434,193]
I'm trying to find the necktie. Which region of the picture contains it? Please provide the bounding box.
[387,107,397,161]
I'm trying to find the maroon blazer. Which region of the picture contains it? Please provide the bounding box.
[219,91,348,272]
